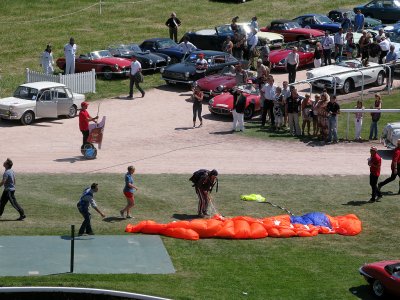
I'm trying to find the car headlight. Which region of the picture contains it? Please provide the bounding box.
[209,98,214,105]
[114,64,119,70]
[160,67,164,73]
[215,85,225,92]
[167,57,171,62]
[278,59,286,65]
[185,72,190,78]
[149,59,153,65]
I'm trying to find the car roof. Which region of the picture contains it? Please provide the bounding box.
[271,19,294,24]
[20,81,67,90]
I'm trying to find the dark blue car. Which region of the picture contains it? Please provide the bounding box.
[293,14,342,33]
[355,0,400,22]
[140,38,185,63]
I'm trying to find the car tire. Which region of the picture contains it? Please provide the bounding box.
[21,111,34,125]
[244,104,254,120]
[372,279,385,298]
[67,105,77,118]
[375,71,385,86]
[341,79,353,94]
[103,67,113,80]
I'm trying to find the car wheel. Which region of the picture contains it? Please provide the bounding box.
[244,104,254,120]
[103,67,113,80]
[21,111,34,125]
[67,105,77,118]
[375,71,385,86]
[341,79,353,94]
[372,279,385,298]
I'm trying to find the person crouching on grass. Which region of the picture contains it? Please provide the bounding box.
[120,166,138,219]
[77,183,105,236]
[368,147,381,202]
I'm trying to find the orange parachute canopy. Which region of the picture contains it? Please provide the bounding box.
[125,213,362,240]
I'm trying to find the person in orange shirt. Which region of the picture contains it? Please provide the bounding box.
[378,139,400,196]
[368,146,381,202]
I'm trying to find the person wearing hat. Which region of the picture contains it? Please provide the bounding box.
[64,37,77,74]
[231,86,246,132]
[368,147,381,202]
[195,53,208,79]
[77,183,105,236]
[79,102,98,151]
[128,54,145,99]
[40,44,54,75]
[190,169,218,217]
[378,139,400,196]
[165,12,181,42]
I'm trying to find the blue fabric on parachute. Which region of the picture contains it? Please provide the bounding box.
[290,212,331,229]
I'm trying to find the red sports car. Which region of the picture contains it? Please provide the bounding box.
[196,66,238,99]
[260,19,324,43]
[208,84,261,120]
[359,260,400,298]
[269,42,315,71]
[56,50,131,80]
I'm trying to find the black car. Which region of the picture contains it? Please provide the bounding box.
[327,9,382,28]
[160,50,241,85]
[355,0,400,22]
[139,38,185,63]
[108,44,171,71]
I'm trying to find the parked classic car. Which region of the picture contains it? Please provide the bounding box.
[355,0,400,22]
[260,20,325,42]
[382,122,400,148]
[0,81,85,125]
[196,65,238,98]
[108,44,170,71]
[56,50,131,80]
[359,260,400,298]
[160,50,241,85]
[293,14,342,33]
[269,42,316,70]
[139,38,185,63]
[327,9,383,28]
[181,23,283,52]
[306,59,386,94]
[208,84,261,119]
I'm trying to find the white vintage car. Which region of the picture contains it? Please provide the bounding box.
[382,122,400,149]
[306,59,386,94]
[0,81,85,125]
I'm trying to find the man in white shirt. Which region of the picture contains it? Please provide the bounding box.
[40,44,54,75]
[195,53,208,79]
[378,36,390,64]
[179,36,197,56]
[334,28,345,62]
[128,55,145,99]
[321,31,334,66]
[261,75,276,128]
[247,27,259,69]
[285,47,299,83]
[64,37,77,74]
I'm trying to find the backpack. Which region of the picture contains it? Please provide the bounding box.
[189,169,209,187]
[189,169,218,192]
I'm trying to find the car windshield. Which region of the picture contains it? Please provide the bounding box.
[184,53,212,64]
[216,25,234,34]
[13,86,39,100]
[91,50,112,59]
[316,15,334,24]
[127,44,142,52]
[337,60,362,68]
[286,22,301,29]
[157,39,178,49]
[220,65,236,75]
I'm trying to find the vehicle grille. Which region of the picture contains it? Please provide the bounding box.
[163,71,186,80]
[209,107,230,115]
[155,60,167,68]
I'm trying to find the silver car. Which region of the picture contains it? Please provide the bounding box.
[0,81,85,125]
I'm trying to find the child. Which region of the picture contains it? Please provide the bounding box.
[273,87,284,130]
[354,100,364,141]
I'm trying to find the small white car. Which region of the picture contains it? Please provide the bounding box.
[306,59,386,94]
[382,122,400,149]
[0,81,85,125]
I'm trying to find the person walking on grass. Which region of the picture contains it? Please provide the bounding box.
[0,158,25,221]
[77,183,105,236]
[165,12,181,42]
[120,166,138,219]
[378,139,400,196]
[368,146,381,202]
[192,85,203,128]
[128,55,145,99]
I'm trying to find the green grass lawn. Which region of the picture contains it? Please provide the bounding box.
[0,173,399,299]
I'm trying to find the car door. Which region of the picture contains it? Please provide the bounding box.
[76,53,94,72]
[53,87,73,115]
[36,89,58,118]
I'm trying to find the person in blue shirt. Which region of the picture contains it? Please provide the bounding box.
[77,183,105,236]
[341,12,352,32]
[385,45,398,90]
[120,166,138,219]
[0,158,25,221]
[354,10,365,32]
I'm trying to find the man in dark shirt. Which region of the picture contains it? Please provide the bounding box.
[165,12,181,42]
[231,87,247,132]
[327,95,340,143]
[285,87,302,136]
[190,169,218,217]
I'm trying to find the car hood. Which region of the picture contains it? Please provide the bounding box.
[290,28,324,36]
[0,97,32,107]
[365,16,382,25]
[257,32,284,42]
[308,65,352,78]
[269,49,291,62]
[197,74,236,90]
[95,57,131,67]
[164,62,196,73]
[211,93,233,109]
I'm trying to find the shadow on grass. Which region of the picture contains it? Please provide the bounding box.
[172,213,200,220]
[155,84,189,92]
[342,200,370,206]
[175,126,195,131]
[348,285,376,299]
[103,216,126,223]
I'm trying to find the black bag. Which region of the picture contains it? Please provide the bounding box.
[189,169,209,187]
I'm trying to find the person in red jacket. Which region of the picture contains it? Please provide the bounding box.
[378,139,400,196]
[368,146,381,202]
[79,102,98,150]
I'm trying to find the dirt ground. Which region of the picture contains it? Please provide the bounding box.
[0,69,396,175]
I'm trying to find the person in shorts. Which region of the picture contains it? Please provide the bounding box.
[120,166,138,219]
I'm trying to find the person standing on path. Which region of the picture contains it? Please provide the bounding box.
[128,55,145,99]
[77,183,105,236]
[165,12,181,42]
[231,87,246,132]
[285,47,299,83]
[0,158,26,221]
[321,31,334,66]
[378,140,400,196]
[64,37,77,74]
[368,146,381,202]
[40,44,54,75]
[192,85,203,128]
[120,166,138,219]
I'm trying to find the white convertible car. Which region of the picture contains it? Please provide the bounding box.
[0,81,85,125]
[306,59,386,94]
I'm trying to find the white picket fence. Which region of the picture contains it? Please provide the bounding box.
[25,68,96,94]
